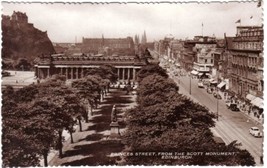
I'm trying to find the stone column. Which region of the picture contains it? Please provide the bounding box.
[66,68,68,80]
[37,68,40,79]
[117,68,120,80]
[71,67,73,79]
[81,68,84,78]
[133,68,136,81]
[127,68,130,80]
[47,68,50,78]
[76,67,79,79]
[60,67,63,75]
[122,68,125,81]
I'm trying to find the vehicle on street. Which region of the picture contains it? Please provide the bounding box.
[249,127,263,137]
[228,103,239,111]
[202,80,209,85]
[206,88,212,94]
[198,82,204,88]
[213,92,222,99]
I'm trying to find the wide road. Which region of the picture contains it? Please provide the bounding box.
[166,69,263,166]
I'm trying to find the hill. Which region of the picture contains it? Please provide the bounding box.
[2,11,55,70]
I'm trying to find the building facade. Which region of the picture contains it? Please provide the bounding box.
[34,54,147,82]
[180,41,196,72]
[226,26,263,100]
[81,37,135,56]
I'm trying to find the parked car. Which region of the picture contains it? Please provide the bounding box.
[249,127,263,137]
[228,103,239,111]
[206,88,212,94]
[213,92,222,99]
[198,82,204,88]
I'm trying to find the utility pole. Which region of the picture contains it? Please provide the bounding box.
[202,23,203,37]
[217,93,219,121]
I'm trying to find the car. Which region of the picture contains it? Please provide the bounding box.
[213,92,222,99]
[249,127,263,137]
[198,82,204,88]
[206,88,212,94]
[229,103,239,111]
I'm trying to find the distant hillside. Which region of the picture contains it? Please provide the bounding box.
[2,11,55,69]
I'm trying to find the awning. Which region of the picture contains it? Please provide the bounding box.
[217,81,226,89]
[246,94,256,101]
[198,73,203,76]
[251,97,264,109]
[191,70,199,75]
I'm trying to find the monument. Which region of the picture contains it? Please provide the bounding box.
[109,105,120,139]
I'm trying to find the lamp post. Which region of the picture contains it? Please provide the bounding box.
[216,95,219,121]
[189,75,192,95]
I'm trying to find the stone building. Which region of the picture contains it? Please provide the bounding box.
[11,11,28,23]
[225,25,263,106]
[180,40,196,72]
[81,36,135,56]
[34,53,147,82]
[169,40,183,64]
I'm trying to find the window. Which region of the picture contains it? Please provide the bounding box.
[205,59,207,63]
[211,59,213,64]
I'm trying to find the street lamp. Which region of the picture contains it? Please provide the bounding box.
[189,75,192,95]
[216,95,219,121]
[216,86,219,121]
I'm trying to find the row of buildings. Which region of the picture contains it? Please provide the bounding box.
[35,33,153,82]
[53,36,135,56]
[154,25,263,112]
[53,31,149,57]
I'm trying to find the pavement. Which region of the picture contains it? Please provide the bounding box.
[2,70,36,89]
[169,72,263,166]
[47,88,137,166]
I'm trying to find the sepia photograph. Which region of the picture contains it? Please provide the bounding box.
[1,0,264,167]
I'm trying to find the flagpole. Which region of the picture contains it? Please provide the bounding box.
[202,23,203,36]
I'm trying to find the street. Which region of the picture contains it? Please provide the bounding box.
[167,69,263,166]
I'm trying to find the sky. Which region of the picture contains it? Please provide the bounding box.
[2,1,262,43]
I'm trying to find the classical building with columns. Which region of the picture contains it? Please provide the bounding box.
[34,53,147,82]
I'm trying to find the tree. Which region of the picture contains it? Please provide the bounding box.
[2,78,87,167]
[122,65,255,166]
[25,100,58,166]
[136,64,168,82]
[85,65,118,84]
[2,97,41,167]
[36,81,86,158]
[15,58,32,71]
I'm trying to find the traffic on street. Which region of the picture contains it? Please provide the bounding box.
[160,59,263,166]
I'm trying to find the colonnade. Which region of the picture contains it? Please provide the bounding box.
[36,66,140,81]
[116,67,139,81]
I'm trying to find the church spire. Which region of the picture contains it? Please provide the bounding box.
[101,34,104,47]
[141,30,147,44]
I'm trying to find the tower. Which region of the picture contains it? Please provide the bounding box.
[141,30,147,44]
